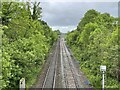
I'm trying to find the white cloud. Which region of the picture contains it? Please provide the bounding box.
[34,0,120,2]
[52,26,76,33]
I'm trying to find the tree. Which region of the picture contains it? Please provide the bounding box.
[2,2,13,25]
[77,9,100,32]
[66,9,120,88]
[2,1,59,89]
[31,2,42,20]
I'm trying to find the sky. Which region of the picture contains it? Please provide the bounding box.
[38,0,119,33]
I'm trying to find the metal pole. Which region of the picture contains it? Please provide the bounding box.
[102,71,104,90]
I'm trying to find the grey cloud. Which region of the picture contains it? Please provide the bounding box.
[40,2,118,33]
[41,2,85,26]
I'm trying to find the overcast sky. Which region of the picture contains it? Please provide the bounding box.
[39,0,119,33]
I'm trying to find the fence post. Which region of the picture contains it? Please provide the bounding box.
[19,78,25,90]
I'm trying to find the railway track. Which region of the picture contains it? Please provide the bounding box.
[34,38,90,89]
[42,40,59,88]
[60,38,83,88]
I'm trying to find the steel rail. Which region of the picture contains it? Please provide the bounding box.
[42,41,59,89]
[62,39,81,88]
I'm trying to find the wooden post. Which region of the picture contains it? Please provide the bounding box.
[19,78,25,90]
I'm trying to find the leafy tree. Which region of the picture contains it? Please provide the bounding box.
[66,9,120,88]
[31,2,42,20]
[77,9,100,32]
[1,1,59,89]
[2,2,13,25]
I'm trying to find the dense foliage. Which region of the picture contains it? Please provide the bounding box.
[1,2,59,89]
[66,9,120,88]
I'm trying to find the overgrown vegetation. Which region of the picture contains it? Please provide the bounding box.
[66,9,120,88]
[1,1,59,89]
